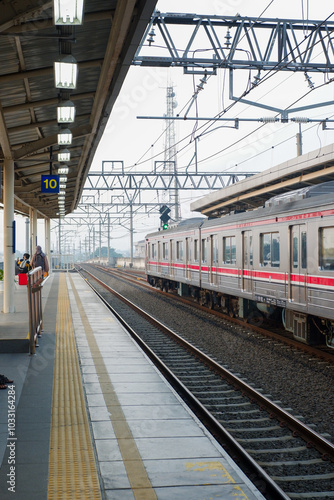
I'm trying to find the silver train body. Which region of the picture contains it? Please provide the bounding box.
[145,182,334,346]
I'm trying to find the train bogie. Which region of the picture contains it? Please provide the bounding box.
[146,183,334,347]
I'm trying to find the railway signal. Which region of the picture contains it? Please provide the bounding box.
[159,205,171,229]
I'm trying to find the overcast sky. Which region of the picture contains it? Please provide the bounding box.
[3,0,334,255]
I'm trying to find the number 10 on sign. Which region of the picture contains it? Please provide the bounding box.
[41,175,60,193]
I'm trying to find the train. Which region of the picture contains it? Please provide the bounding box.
[145,181,334,347]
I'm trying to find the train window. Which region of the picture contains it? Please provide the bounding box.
[163,242,168,260]
[201,239,207,263]
[260,232,280,267]
[223,236,236,264]
[151,244,155,259]
[176,241,183,260]
[194,239,199,262]
[319,227,334,270]
[301,231,307,269]
[212,235,218,264]
[292,232,298,268]
[243,232,253,266]
[186,238,191,261]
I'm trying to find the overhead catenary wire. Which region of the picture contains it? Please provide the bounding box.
[130,12,334,174]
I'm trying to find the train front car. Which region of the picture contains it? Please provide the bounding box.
[145,218,205,294]
[200,181,334,346]
[145,182,334,347]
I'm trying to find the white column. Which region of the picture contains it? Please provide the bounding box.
[32,209,37,250]
[45,217,51,273]
[25,217,30,253]
[3,158,15,313]
[29,207,33,255]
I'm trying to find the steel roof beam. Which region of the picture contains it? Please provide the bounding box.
[133,12,334,73]
[13,124,92,159]
[1,10,114,34]
[0,59,103,84]
[3,92,95,114]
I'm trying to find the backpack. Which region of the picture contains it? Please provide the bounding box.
[34,253,45,270]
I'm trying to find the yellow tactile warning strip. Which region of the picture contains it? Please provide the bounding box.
[48,273,102,500]
[69,274,158,500]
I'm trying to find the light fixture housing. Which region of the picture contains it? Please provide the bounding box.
[58,128,72,145]
[59,189,66,195]
[59,183,67,189]
[59,176,67,183]
[57,100,76,123]
[58,149,70,162]
[54,55,78,89]
[54,0,84,25]
[58,166,69,174]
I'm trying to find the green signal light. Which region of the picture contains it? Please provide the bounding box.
[162,223,169,230]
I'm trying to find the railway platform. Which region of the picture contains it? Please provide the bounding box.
[0,272,265,500]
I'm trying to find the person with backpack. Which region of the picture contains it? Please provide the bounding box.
[30,245,49,276]
[17,253,31,274]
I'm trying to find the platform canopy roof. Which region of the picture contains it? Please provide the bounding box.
[0,0,156,219]
[190,143,334,217]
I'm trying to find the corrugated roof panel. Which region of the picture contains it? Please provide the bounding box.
[0,0,157,218]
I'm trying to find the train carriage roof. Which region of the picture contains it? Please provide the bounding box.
[190,143,334,218]
[146,180,334,239]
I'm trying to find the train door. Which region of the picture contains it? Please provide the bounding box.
[210,234,218,285]
[290,225,307,303]
[157,241,161,274]
[242,231,253,292]
[170,240,174,277]
[186,237,191,279]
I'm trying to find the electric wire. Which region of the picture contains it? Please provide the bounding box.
[130,12,334,172]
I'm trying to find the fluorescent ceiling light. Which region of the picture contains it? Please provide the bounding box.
[58,150,70,162]
[54,0,84,25]
[58,166,69,174]
[59,176,67,183]
[58,128,72,145]
[57,100,76,123]
[54,55,78,89]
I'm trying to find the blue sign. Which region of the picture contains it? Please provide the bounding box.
[41,175,60,193]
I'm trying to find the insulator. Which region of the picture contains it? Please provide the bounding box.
[225,29,232,48]
[261,117,277,123]
[292,117,309,123]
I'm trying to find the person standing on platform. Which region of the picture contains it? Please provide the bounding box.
[30,245,49,276]
[17,253,31,274]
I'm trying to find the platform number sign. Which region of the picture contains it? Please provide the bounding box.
[41,175,59,193]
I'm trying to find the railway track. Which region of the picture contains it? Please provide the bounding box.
[87,264,334,364]
[78,265,334,500]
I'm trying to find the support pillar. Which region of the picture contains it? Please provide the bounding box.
[30,208,37,252]
[45,218,51,273]
[25,217,30,253]
[3,158,15,313]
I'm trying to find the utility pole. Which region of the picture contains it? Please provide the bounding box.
[130,197,133,267]
[164,85,180,221]
[107,213,110,263]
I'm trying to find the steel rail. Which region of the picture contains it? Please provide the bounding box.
[78,266,290,500]
[87,263,334,365]
[79,266,334,495]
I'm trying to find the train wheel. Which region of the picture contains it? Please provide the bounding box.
[206,292,214,310]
